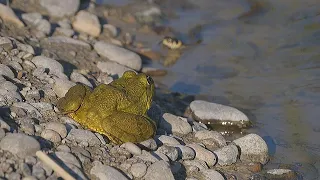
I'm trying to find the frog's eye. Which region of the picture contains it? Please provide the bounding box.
[146,75,154,85]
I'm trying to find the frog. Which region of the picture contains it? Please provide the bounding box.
[57,70,156,144]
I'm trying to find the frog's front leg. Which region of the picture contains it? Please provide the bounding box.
[100,111,156,144]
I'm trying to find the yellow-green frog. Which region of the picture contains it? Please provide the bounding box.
[57,70,156,144]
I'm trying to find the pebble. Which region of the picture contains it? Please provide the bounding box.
[20,162,32,176]
[66,129,101,146]
[183,160,208,171]
[0,37,13,51]
[155,135,181,146]
[54,27,75,37]
[12,102,42,118]
[103,24,118,37]
[214,144,238,166]
[136,150,159,163]
[41,129,62,143]
[39,0,80,18]
[16,42,35,55]
[94,41,142,70]
[45,122,67,138]
[189,100,250,127]
[90,162,129,180]
[0,4,25,28]
[0,64,15,79]
[130,162,147,178]
[44,36,91,50]
[22,176,38,180]
[197,169,225,180]
[265,169,297,179]
[8,61,23,71]
[173,145,196,160]
[53,151,81,168]
[120,142,142,155]
[70,71,92,87]
[137,138,157,151]
[52,77,76,98]
[72,10,101,37]
[97,61,132,77]
[7,172,21,180]
[0,81,18,91]
[156,145,179,161]
[187,143,217,167]
[160,113,192,135]
[144,160,175,180]
[153,151,170,162]
[32,164,45,179]
[0,133,40,158]
[233,133,269,164]
[21,12,42,26]
[30,102,53,111]
[31,56,65,79]
[194,130,227,148]
[56,144,71,152]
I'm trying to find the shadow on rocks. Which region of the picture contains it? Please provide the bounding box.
[0,107,18,132]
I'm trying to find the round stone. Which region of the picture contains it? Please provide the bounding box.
[130,163,147,178]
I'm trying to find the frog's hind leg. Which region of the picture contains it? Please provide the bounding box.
[57,84,92,114]
[100,111,156,144]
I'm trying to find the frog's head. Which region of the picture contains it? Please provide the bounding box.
[110,70,155,110]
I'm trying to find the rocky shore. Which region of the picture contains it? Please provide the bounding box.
[0,0,301,180]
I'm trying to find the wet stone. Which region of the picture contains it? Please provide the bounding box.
[160,113,192,135]
[0,133,40,158]
[66,129,101,146]
[233,133,269,164]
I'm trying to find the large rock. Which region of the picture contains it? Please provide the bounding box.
[189,100,250,127]
[39,0,80,18]
[0,133,40,158]
[213,144,238,166]
[160,113,192,135]
[233,133,269,164]
[72,10,101,37]
[94,41,142,70]
[0,4,24,28]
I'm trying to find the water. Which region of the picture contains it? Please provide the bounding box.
[100,0,320,177]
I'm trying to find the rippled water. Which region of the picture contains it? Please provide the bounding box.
[101,0,320,178]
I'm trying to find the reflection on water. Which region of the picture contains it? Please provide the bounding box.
[152,0,320,176]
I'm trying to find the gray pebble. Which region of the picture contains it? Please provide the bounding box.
[70,71,92,87]
[0,133,40,158]
[97,61,132,77]
[72,10,101,37]
[41,129,62,143]
[155,135,181,146]
[0,37,13,51]
[197,169,225,180]
[0,64,14,79]
[66,129,101,146]
[138,138,157,150]
[16,42,35,55]
[187,143,217,167]
[52,77,76,98]
[173,145,195,160]
[7,172,21,180]
[45,122,67,138]
[31,56,65,78]
[54,151,81,168]
[144,160,174,180]
[130,162,147,178]
[12,102,42,118]
[192,121,208,132]
[20,162,32,176]
[94,41,142,70]
[136,150,159,163]
[90,162,129,180]
[39,0,80,18]
[32,164,45,180]
[190,100,250,127]
[183,160,208,171]
[44,36,91,50]
[214,144,238,166]
[121,142,142,155]
[21,12,42,26]
[8,61,23,71]
[103,24,118,37]
[54,27,75,37]
[56,144,71,152]
[22,176,38,180]
[160,113,192,135]
[156,145,179,161]
[25,156,37,165]
[233,133,268,164]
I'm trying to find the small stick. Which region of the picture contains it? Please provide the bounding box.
[36,151,76,180]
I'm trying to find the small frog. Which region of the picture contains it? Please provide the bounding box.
[57,70,156,144]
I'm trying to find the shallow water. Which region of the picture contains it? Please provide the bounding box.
[101,0,320,177]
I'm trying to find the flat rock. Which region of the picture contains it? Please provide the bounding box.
[90,162,129,180]
[0,133,40,158]
[66,129,101,146]
[94,41,142,70]
[0,4,24,28]
[187,144,217,167]
[39,0,80,18]
[72,10,101,37]
[144,160,175,180]
[214,144,238,166]
[0,64,15,79]
[189,100,250,127]
[45,36,91,50]
[233,133,269,164]
[160,113,192,135]
[97,61,132,77]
